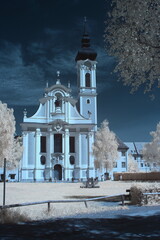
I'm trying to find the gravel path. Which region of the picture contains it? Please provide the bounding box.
[0,181,160,221]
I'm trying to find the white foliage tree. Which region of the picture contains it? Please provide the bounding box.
[143,122,160,166]
[127,154,139,172]
[92,120,118,170]
[104,0,160,93]
[11,136,23,169]
[0,101,23,169]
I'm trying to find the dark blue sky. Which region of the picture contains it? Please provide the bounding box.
[0,0,159,141]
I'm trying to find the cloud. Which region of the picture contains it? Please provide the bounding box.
[94,46,117,92]
[26,35,77,82]
[0,41,45,106]
[0,38,77,106]
[0,28,116,107]
[44,28,64,37]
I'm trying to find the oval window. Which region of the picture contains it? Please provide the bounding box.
[70,156,75,165]
[40,155,46,165]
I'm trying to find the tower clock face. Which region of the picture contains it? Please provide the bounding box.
[85,61,92,69]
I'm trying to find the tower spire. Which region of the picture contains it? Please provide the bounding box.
[81,16,90,48]
[83,16,87,35]
[75,18,97,61]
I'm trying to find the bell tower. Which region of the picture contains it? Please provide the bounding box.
[75,18,97,128]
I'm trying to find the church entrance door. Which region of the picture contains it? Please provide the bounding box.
[54,164,62,180]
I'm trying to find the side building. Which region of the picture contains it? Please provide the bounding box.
[108,138,129,180]
[125,142,160,172]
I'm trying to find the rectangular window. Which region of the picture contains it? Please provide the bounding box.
[70,136,75,153]
[41,136,46,153]
[121,151,126,157]
[141,163,144,167]
[9,174,16,180]
[54,134,62,153]
[113,162,117,168]
[0,174,4,181]
[121,162,126,168]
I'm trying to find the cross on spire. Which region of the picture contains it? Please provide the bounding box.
[84,16,87,34]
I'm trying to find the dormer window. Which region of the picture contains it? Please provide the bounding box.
[85,73,91,87]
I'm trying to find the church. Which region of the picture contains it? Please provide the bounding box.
[0,23,156,183]
[20,22,99,181]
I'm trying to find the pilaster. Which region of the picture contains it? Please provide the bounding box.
[64,128,69,180]
[22,132,28,168]
[34,128,41,180]
[87,131,95,178]
[78,133,82,178]
[91,64,96,88]
[80,64,85,87]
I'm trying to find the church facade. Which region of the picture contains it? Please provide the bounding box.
[1,25,158,182]
[20,25,98,181]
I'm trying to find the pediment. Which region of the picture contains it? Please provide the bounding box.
[45,84,71,94]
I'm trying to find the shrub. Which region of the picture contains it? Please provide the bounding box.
[130,183,160,205]
[0,208,31,224]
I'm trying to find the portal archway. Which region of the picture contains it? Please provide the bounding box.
[54,164,62,180]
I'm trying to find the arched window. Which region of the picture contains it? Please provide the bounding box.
[85,73,91,87]
[55,93,62,108]
[87,99,90,104]
[40,155,46,165]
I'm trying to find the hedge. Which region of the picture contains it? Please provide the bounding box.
[113,172,160,181]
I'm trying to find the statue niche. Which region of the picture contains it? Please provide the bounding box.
[55,93,62,113]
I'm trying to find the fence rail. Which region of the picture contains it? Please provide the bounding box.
[0,194,125,212]
[143,192,160,195]
[143,192,160,204]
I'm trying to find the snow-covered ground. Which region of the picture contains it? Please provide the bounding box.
[0,181,160,221]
